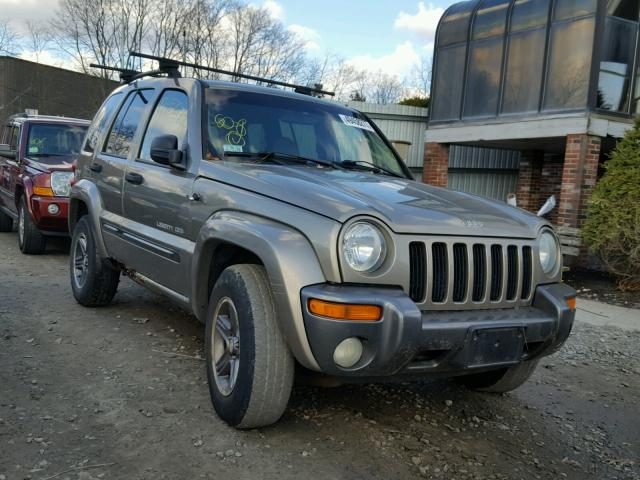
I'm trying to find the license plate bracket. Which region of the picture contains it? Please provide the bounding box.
[465,327,525,368]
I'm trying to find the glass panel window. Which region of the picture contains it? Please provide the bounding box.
[84,93,123,153]
[634,66,640,114]
[438,1,476,47]
[502,28,546,113]
[543,17,596,110]
[607,0,640,21]
[597,17,638,112]
[554,0,597,21]
[9,126,19,150]
[104,90,156,158]
[472,0,510,39]
[26,124,88,158]
[431,45,467,121]
[139,90,188,161]
[511,0,550,31]
[463,37,504,118]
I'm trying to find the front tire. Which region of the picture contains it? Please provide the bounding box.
[456,359,539,393]
[70,216,119,307]
[18,197,46,254]
[206,264,294,429]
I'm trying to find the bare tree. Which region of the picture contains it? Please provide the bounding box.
[411,53,431,98]
[370,71,406,104]
[0,19,19,55]
[24,20,52,63]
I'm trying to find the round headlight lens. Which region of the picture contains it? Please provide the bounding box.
[342,222,386,273]
[539,230,559,274]
[51,171,74,197]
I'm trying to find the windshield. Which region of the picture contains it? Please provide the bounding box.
[27,123,88,158]
[204,89,408,177]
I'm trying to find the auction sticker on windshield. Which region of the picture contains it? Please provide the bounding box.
[339,114,375,133]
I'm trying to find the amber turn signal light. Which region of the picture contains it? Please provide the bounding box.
[33,186,55,197]
[566,297,577,311]
[308,299,382,321]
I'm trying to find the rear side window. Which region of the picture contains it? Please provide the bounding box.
[139,90,188,161]
[84,93,123,153]
[104,89,156,158]
[9,126,19,150]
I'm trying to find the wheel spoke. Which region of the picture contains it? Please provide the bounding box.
[215,351,231,374]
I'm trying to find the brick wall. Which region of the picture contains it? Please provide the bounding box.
[538,154,564,225]
[516,151,543,212]
[557,134,601,229]
[423,142,449,187]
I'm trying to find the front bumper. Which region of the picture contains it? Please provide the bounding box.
[301,283,576,377]
[30,196,70,233]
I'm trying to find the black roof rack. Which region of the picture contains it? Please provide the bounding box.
[89,64,141,83]
[128,51,335,97]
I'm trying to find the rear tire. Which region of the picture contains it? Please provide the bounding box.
[69,216,119,307]
[0,210,13,232]
[456,360,539,393]
[206,264,294,429]
[18,197,46,254]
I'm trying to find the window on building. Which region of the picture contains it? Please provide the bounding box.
[431,45,467,121]
[607,0,640,20]
[438,1,476,47]
[463,37,504,117]
[510,0,550,31]
[472,0,510,40]
[104,89,156,158]
[553,0,598,21]
[139,90,188,161]
[597,17,638,112]
[502,29,547,114]
[543,16,596,110]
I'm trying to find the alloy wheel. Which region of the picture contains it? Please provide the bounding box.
[211,297,241,396]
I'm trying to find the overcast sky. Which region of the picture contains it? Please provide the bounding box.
[0,0,458,78]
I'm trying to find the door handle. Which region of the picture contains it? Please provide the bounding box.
[125,172,144,185]
[89,163,102,173]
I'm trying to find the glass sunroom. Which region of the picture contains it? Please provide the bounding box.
[430,0,640,124]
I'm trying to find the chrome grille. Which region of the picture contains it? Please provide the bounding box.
[409,239,534,309]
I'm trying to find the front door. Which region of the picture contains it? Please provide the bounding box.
[122,89,194,295]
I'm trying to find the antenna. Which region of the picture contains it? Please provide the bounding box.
[128,51,335,97]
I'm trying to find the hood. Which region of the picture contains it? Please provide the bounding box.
[25,155,75,173]
[202,162,547,239]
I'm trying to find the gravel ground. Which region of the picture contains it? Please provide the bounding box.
[0,232,638,480]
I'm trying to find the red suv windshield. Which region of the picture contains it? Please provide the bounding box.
[27,123,88,159]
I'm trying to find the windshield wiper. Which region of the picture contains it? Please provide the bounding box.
[340,160,405,179]
[225,151,338,169]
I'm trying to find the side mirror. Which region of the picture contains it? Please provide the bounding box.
[537,195,557,217]
[150,135,185,169]
[0,144,16,159]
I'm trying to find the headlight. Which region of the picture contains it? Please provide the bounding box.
[342,222,386,272]
[51,171,74,196]
[538,230,560,275]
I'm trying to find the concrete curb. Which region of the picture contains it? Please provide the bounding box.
[575,298,640,331]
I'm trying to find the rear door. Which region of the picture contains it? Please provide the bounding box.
[121,88,194,295]
[0,124,21,217]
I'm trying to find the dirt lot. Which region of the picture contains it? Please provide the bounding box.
[1,232,639,480]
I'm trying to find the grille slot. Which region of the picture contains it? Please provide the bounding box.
[490,245,503,301]
[521,246,533,299]
[409,242,426,302]
[432,243,448,303]
[452,243,468,302]
[506,245,518,300]
[472,244,486,302]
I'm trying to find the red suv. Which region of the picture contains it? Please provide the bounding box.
[0,113,89,254]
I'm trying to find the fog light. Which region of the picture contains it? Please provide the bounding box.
[333,337,363,368]
[47,204,60,215]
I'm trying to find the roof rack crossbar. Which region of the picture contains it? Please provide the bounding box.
[89,63,140,83]
[129,51,335,97]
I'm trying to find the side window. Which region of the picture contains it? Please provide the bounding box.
[84,93,123,153]
[139,90,188,161]
[104,89,156,158]
[9,126,19,150]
